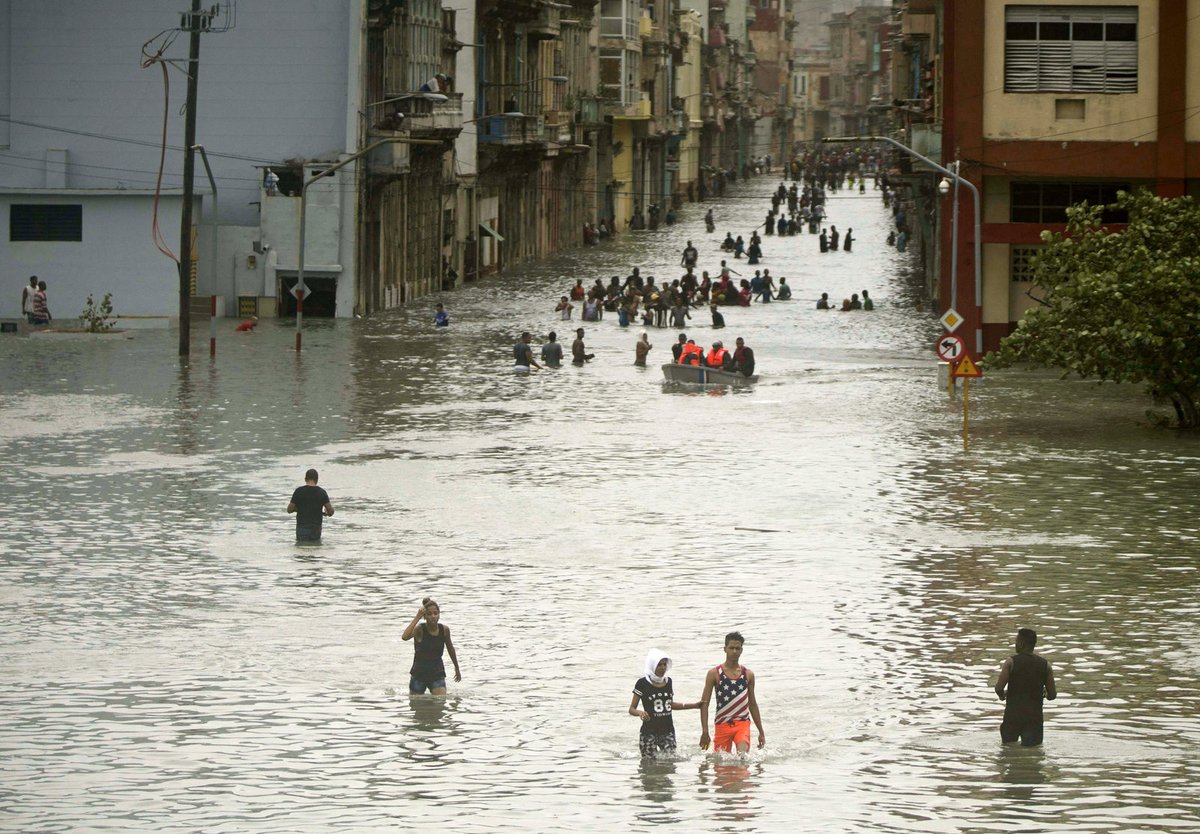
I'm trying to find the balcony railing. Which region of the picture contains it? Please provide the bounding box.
[576,95,602,125]
[366,92,463,138]
[480,80,565,121]
[478,113,545,146]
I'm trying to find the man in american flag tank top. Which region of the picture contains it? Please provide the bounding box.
[699,631,766,754]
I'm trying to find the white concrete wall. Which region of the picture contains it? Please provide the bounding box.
[0,1,362,317]
[0,192,193,319]
[0,1,354,224]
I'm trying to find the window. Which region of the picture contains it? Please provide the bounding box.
[10,204,82,241]
[1009,181,1129,224]
[600,0,639,39]
[1005,5,1137,93]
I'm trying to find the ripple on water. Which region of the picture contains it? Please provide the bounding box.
[1,177,1199,832]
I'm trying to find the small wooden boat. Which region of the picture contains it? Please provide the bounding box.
[661,363,757,386]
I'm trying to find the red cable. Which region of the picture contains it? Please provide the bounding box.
[141,49,179,264]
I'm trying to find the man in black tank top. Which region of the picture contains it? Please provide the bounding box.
[994,628,1057,746]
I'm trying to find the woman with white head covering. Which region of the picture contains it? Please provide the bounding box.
[627,648,700,757]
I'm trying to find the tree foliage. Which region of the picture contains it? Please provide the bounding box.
[988,190,1200,428]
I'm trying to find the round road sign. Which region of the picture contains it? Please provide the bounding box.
[936,334,965,362]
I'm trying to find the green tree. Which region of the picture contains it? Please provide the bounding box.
[988,190,1199,428]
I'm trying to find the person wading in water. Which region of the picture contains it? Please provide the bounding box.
[402,597,462,696]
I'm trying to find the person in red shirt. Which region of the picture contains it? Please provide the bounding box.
[235,316,258,332]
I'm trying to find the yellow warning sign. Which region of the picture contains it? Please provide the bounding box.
[952,354,982,378]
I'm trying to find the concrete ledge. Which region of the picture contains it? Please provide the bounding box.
[28,329,134,340]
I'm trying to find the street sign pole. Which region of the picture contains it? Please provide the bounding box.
[951,354,982,451]
[295,288,304,352]
[963,377,970,451]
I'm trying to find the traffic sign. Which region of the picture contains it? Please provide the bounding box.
[940,308,964,333]
[290,281,309,300]
[952,354,983,378]
[936,334,965,362]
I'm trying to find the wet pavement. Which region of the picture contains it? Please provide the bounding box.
[1,175,1198,833]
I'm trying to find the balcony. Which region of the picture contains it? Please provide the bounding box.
[478,113,545,146]
[543,116,574,145]
[576,95,603,126]
[529,1,561,40]
[366,93,463,140]
[908,123,942,163]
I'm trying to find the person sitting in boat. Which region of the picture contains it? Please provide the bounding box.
[733,337,755,377]
[679,339,704,366]
[706,341,732,370]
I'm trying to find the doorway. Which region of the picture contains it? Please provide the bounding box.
[279,276,337,317]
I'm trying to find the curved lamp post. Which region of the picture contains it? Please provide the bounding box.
[823,134,982,356]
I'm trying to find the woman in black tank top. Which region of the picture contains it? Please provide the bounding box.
[402,598,462,695]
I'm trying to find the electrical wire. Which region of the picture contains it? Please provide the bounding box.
[140,31,181,264]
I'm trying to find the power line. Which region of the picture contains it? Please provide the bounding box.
[0,115,279,165]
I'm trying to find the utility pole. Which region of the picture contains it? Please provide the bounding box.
[177,0,203,356]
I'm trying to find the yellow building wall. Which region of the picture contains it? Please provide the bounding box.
[678,12,704,193]
[1010,274,1044,322]
[982,176,1009,223]
[612,120,635,229]
[982,243,1011,325]
[982,0,1159,142]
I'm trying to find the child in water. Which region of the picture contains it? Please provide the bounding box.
[402,597,462,695]
[628,649,700,757]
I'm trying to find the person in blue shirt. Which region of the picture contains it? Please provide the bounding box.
[434,303,450,327]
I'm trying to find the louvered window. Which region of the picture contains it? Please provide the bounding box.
[1005,5,1137,93]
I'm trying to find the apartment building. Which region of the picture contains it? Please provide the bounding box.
[942,0,1198,353]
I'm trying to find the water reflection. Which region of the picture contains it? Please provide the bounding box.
[634,757,679,824]
[995,744,1050,798]
[698,759,762,827]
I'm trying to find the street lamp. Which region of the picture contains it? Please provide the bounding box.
[823,134,982,356]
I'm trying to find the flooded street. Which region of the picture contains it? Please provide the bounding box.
[2,177,1199,833]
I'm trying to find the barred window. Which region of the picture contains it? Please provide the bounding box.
[1005,5,1137,93]
[1009,181,1129,224]
[1011,246,1043,282]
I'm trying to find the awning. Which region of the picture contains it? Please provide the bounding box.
[479,221,505,242]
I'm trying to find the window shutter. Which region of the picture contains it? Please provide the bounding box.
[1004,5,1137,94]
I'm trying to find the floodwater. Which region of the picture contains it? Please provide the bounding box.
[2,176,1198,833]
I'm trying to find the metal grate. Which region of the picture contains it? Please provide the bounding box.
[1011,246,1044,283]
[238,296,258,317]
